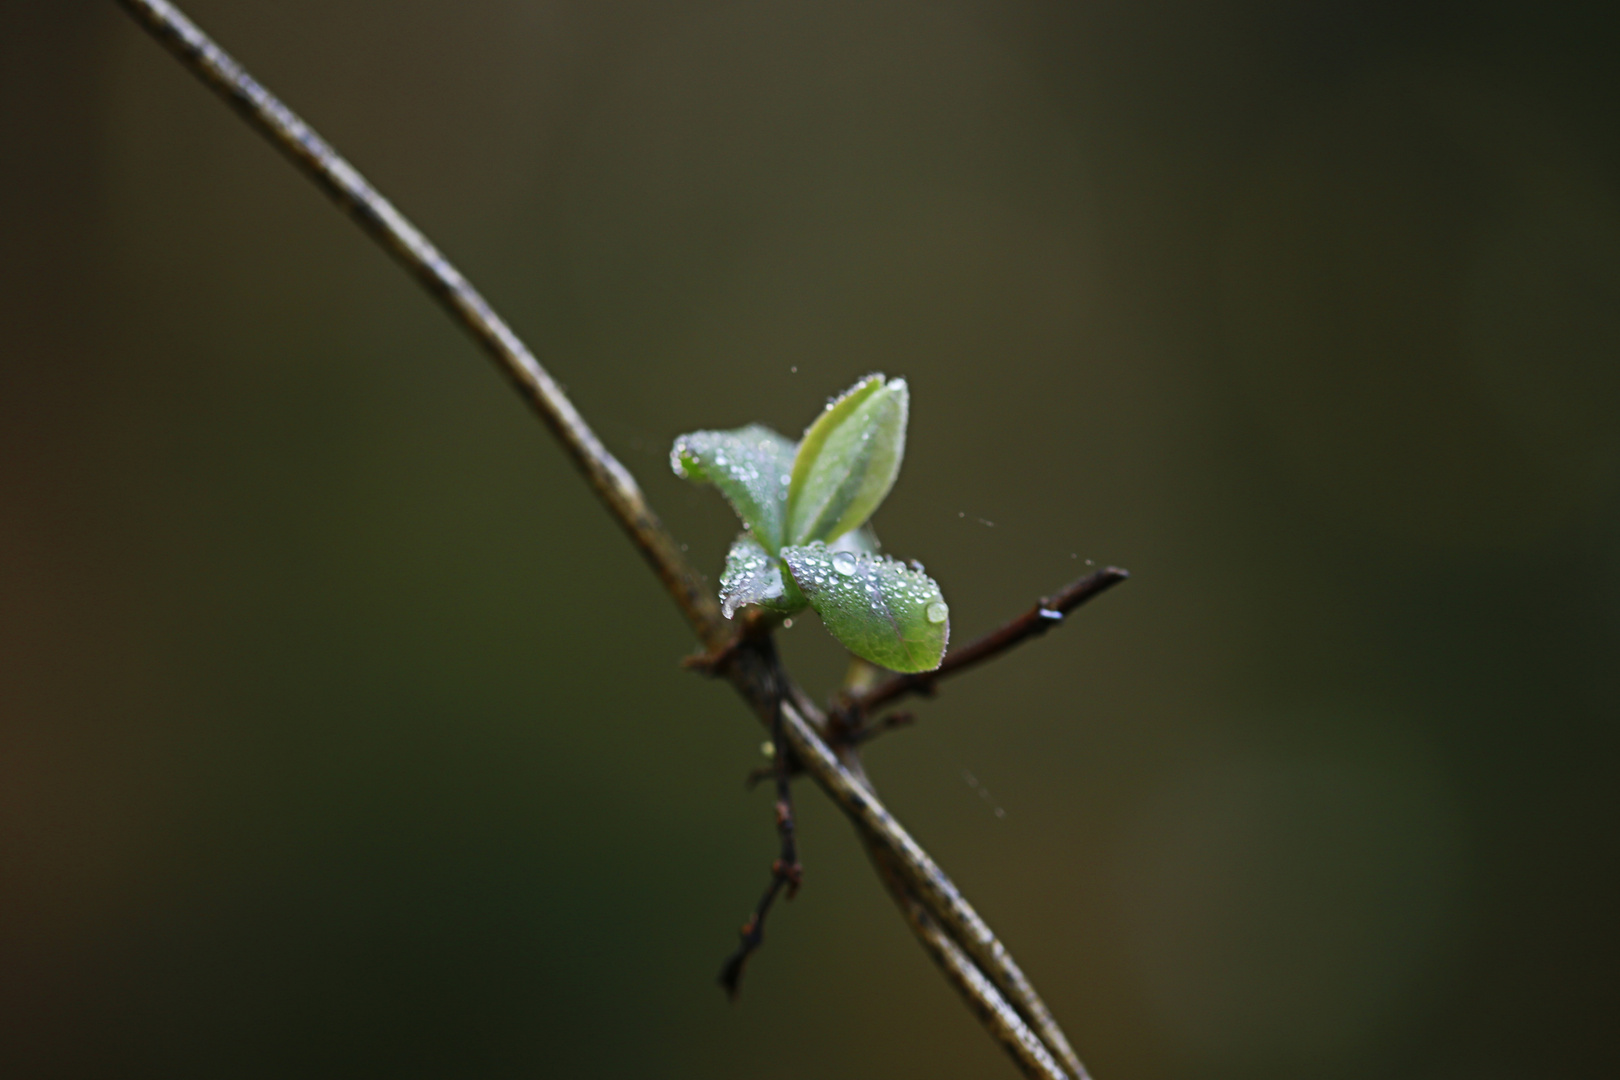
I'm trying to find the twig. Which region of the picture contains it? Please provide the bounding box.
[848,567,1129,719]
[116,3,1091,1076]
[718,645,1083,1072]
[724,646,1092,1074]
[866,846,1071,1080]
[763,682,1091,1080]
[722,655,1083,1075]
[718,645,803,998]
[827,736,1078,1080]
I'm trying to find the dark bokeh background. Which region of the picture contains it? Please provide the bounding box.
[4,2,1618,1077]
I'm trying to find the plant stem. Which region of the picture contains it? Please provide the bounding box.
[850,567,1130,717]
[867,845,1073,1080]
[718,642,803,998]
[768,682,1091,1080]
[115,2,1091,1075]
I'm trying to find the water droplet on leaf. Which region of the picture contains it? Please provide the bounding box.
[832,551,857,576]
[927,602,949,624]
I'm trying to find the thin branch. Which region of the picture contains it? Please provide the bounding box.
[848,567,1129,718]
[117,3,1090,1076]
[829,735,1082,1080]
[719,645,803,998]
[711,641,1087,1075]
[727,664,1091,1076]
[866,846,1071,1080]
[764,682,1091,1080]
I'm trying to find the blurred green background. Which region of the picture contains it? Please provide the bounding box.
[4,2,1618,1077]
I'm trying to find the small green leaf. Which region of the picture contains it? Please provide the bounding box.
[785,374,908,545]
[781,543,948,673]
[718,535,806,619]
[670,424,796,553]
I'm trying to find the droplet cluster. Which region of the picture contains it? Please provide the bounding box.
[719,535,787,619]
[780,539,949,670]
[669,424,796,548]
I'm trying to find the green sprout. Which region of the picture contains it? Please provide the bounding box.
[671,374,949,673]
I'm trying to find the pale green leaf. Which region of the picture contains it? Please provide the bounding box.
[718,535,806,619]
[781,542,948,673]
[785,375,908,545]
[670,424,796,553]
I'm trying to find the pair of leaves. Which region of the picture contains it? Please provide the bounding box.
[672,374,949,673]
[670,374,907,556]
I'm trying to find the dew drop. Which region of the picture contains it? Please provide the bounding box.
[832,551,857,576]
[926,602,949,624]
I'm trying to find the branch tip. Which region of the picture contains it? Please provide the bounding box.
[846,564,1130,725]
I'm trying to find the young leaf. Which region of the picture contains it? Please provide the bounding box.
[670,424,796,553]
[785,375,909,545]
[781,543,949,673]
[718,535,806,619]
